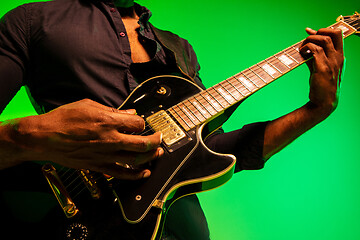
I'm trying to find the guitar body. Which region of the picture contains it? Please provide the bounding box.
[12,75,235,240]
[4,13,357,240]
[113,75,237,239]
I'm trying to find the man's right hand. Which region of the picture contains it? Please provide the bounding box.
[0,99,163,180]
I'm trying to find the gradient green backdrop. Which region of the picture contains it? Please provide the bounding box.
[1,0,359,239]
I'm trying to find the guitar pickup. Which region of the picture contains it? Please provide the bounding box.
[146,110,186,146]
[42,164,79,218]
[78,169,101,200]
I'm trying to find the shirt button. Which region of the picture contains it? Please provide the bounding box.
[119,32,126,37]
[110,8,116,13]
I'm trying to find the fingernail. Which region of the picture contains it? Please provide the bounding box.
[143,170,151,178]
[127,109,137,114]
[158,148,164,156]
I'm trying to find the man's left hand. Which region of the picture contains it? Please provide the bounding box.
[300,27,345,117]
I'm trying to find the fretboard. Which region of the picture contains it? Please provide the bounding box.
[168,20,357,131]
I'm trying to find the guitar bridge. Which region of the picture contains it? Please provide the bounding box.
[146,110,186,146]
[78,169,101,200]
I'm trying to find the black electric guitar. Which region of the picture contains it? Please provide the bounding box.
[40,13,359,240]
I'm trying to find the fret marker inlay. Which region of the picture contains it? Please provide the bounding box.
[278,54,294,66]
[261,64,277,77]
[239,76,255,90]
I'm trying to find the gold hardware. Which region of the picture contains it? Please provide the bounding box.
[336,15,344,22]
[78,169,101,199]
[153,199,165,209]
[42,164,79,218]
[157,86,167,95]
[146,110,186,146]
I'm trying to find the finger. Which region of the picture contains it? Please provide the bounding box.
[305,27,317,35]
[99,164,152,180]
[117,147,164,166]
[117,109,137,115]
[71,99,144,132]
[299,42,330,72]
[317,28,344,53]
[115,132,163,152]
[87,131,163,153]
[98,112,145,133]
[301,34,336,58]
[79,99,137,115]
[114,113,145,132]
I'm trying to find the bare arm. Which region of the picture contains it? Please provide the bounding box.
[0,99,164,179]
[263,28,344,159]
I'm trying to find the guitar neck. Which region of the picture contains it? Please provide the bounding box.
[168,20,358,131]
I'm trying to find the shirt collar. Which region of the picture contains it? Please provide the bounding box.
[96,1,152,24]
[134,3,152,25]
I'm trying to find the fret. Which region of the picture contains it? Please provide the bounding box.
[208,87,229,108]
[332,21,357,38]
[201,91,223,112]
[234,75,252,94]
[185,99,207,122]
[220,81,242,101]
[214,85,234,105]
[173,105,196,130]
[168,107,191,131]
[269,56,291,73]
[274,55,290,69]
[283,50,300,64]
[240,72,259,88]
[285,47,303,64]
[180,102,201,125]
[228,76,251,96]
[197,93,219,115]
[242,69,266,88]
[290,43,305,63]
[275,52,296,68]
[233,74,254,93]
[249,67,267,84]
[157,14,360,132]
[261,62,282,79]
[191,97,213,119]
[225,78,246,99]
[292,42,302,52]
[256,64,276,81]
[265,59,283,74]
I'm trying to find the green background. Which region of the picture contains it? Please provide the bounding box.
[1,0,359,239]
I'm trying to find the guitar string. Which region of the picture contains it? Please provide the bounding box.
[59,167,79,183]
[54,34,306,190]
[344,18,359,28]
[62,57,289,195]
[58,17,360,196]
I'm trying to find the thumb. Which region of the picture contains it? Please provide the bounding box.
[305,27,317,35]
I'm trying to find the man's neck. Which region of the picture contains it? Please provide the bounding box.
[113,0,134,8]
[113,0,137,19]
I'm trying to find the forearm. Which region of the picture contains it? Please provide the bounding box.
[0,119,27,169]
[263,101,332,160]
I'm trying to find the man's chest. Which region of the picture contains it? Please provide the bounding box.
[122,17,152,63]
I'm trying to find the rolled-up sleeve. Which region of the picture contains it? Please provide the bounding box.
[204,121,269,172]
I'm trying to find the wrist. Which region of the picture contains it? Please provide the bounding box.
[0,118,27,168]
[304,100,336,121]
[0,116,44,168]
